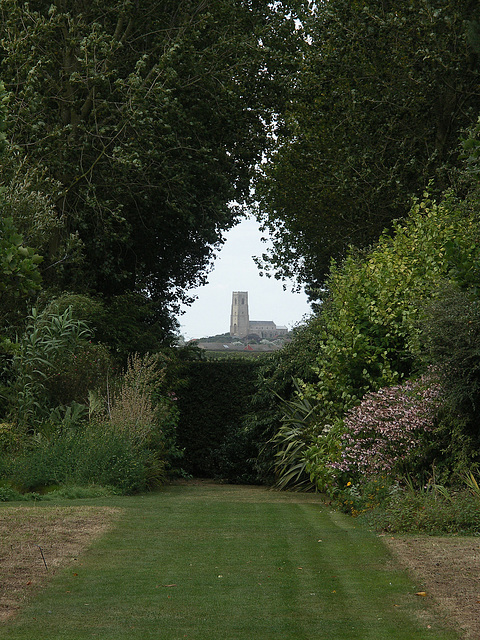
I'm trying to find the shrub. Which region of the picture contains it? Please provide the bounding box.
[0,214,43,337]
[46,484,117,499]
[211,428,259,484]
[46,341,112,406]
[3,350,181,494]
[416,286,480,469]
[334,475,393,518]
[107,351,182,483]
[109,352,162,442]
[6,421,152,494]
[10,306,93,427]
[334,373,441,478]
[0,486,24,502]
[0,421,22,453]
[334,472,480,535]
[366,488,480,534]
[267,380,338,492]
[243,317,325,484]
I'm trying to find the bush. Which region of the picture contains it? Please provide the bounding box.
[0,485,25,502]
[242,316,326,484]
[334,373,441,479]
[2,350,181,494]
[416,286,480,470]
[46,340,113,406]
[108,352,161,442]
[9,306,94,427]
[211,428,259,484]
[365,489,480,535]
[261,379,347,493]
[6,422,153,494]
[335,472,480,535]
[334,475,393,518]
[107,351,181,482]
[0,421,22,453]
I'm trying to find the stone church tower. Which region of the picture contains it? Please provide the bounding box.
[230,291,249,338]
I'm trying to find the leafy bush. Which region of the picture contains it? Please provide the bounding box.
[46,484,117,499]
[258,195,480,494]
[46,340,112,406]
[333,472,480,535]
[0,215,43,337]
[0,421,22,452]
[259,194,480,494]
[242,316,326,483]
[211,428,259,484]
[365,489,480,535]
[9,306,93,427]
[416,286,480,470]
[0,485,24,502]
[334,476,393,518]
[107,351,181,482]
[268,405,316,491]
[2,351,181,494]
[267,380,328,491]
[306,195,478,422]
[6,422,153,494]
[109,353,160,436]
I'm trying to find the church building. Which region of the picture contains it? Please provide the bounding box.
[229,291,288,339]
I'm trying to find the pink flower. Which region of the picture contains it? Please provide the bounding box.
[332,373,441,475]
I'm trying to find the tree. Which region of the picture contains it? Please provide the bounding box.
[0,217,43,333]
[0,82,44,339]
[0,0,306,334]
[255,0,480,295]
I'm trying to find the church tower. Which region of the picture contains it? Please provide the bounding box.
[230,291,249,338]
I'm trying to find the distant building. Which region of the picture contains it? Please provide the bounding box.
[229,291,288,339]
[229,291,250,337]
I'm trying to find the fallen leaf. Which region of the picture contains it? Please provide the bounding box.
[415,591,427,597]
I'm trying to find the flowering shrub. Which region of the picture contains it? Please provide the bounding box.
[334,374,441,477]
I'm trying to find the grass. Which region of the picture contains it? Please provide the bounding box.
[1,483,460,640]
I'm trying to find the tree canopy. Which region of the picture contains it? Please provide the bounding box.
[255,0,480,296]
[0,83,44,338]
[0,0,306,337]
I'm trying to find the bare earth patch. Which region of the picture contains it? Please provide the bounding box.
[0,505,121,622]
[383,535,480,640]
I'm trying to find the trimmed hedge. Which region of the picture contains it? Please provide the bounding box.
[175,358,259,481]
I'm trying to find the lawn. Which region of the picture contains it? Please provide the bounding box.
[1,482,460,640]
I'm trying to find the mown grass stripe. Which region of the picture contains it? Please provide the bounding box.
[2,484,460,640]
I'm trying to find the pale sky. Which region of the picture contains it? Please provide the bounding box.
[176,216,312,340]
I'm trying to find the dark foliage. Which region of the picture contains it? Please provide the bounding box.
[257,0,480,294]
[417,285,480,471]
[174,358,260,481]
